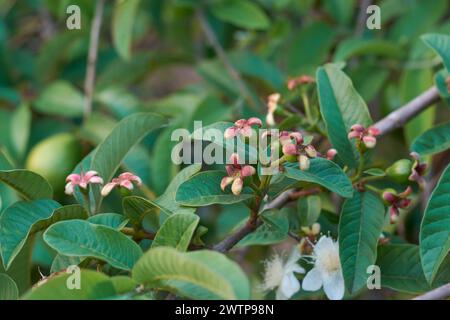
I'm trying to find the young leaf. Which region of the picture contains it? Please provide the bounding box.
[236,209,288,247]
[22,270,117,300]
[411,122,450,156]
[297,195,321,226]
[284,158,353,198]
[0,201,85,269]
[132,247,250,299]
[0,273,19,300]
[123,196,159,230]
[43,219,142,271]
[10,104,31,161]
[377,244,450,293]
[151,213,199,251]
[175,171,254,206]
[339,191,385,295]
[420,164,450,283]
[0,169,53,200]
[211,0,270,30]
[316,64,372,167]
[421,33,450,72]
[112,0,141,60]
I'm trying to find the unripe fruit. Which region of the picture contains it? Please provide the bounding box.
[386,159,412,183]
[284,154,297,162]
[25,133,82,193]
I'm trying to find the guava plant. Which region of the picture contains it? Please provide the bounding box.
[0,0,450,301]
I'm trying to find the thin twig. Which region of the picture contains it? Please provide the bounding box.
[83,0,105,122]
[412,283,450,300]
[373,86,440,136]
[354,0,372,36]
[196,8,260,110]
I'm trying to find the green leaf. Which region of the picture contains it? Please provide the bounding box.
[421,33,450,72]
[88,213,128,230]
[0,273,19,300]
[23,270,117,300]
[420,164,450,283]
[43,219,142,271]
[154,164,202,217]
[10,104,31,161]
[316,64,372,168]
[363,168,386,177]
[236,209,288,247]
[377,244,450,293]
[110,276,138,294]
[411,122,450,156]
[176,171,254,206]
[112,0,141,60]
[334,39,403,62]
[297,195,321,226]
[0,200,81,269]
[211,0,270,30]
[90,112,166,206]
[151,213,199,251]
[33,81,84,118]
[435,69,450,107]
[123,196,159,231]
[339,191,385,294]
[132,247,250,299]
[284,158,353,198]
[0,169,53,200]
[50,254,85,273]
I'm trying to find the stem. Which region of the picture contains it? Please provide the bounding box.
[413,283,450,300]
[352,150,365,182]
[301,88,313,125]
[196,8,260,110]
[83,0,105,123]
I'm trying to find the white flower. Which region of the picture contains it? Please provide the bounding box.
[302,235,345,300]
[261,249,305,300]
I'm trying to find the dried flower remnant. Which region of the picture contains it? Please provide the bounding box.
[382,186,413,223]
[287,75,315,91]
[266,93,280,126]
[409,152,427,188]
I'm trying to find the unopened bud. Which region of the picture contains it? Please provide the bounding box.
[299,155,310,171]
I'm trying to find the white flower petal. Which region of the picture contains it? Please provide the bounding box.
[322,270,345,300]
[279,272,300,300]
[291,264,306,274]
[302,267,323,292]
[275,287,288,300]
[314,236,335,253]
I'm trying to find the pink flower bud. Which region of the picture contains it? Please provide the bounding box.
[241,165,256,177]
[290,132,303,144]
[350,124,364,132]
[367,127,380,136]
[326,148,337,160]
[231,178,243,195]
[220,176,234,191]
[224,127,237,139]
[247,117,263,127]
[282,143,298,156]
[362,135,377,148]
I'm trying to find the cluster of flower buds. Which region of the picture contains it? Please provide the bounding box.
[409,152,427,188]
[348,124,380,149]
[287,75,315,91]
[220,153,256,195]
[382,186,412,223]
[224,117,262,139]
[277,131,316,170]
[266,93,280,126]
[65,171,142,197]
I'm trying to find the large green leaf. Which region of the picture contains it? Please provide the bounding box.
[0,200,76,269]
[297,195,321,226]
[421,33,450,71]
[339,191,385,294]
[316,64,372,168]
[43,219,142,271]
[236,209,288,247]
[23,270,117,300]
[420,164,450,283]
[411,122,450,156]
[176,171,254,206]
[112,0,140,60]
[334,39,402,62]
[377,244,450,293]
[0,170,53,200]
[210,0,270,30]
[90,112,166,206]
[132,247,250,299]
[50,254,85,274]
[151,213,199,251]
[284,158,353,198]
[0,240,32,294]
[0,273,19,300]
[33,81,84,118]
[88,213,128,230]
